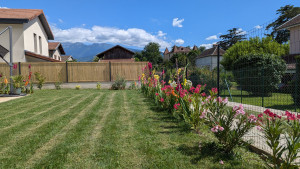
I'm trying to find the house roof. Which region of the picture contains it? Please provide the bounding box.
[0,9,54,40]
[99,59,135,63]
[277,14,300,30]
[48,42,66,55]
[25,50,61,62]
[164,48,169,55]
[96,45,135,58]
[61,55,73,62]
[197,45,225,58]
[172,46,191,53]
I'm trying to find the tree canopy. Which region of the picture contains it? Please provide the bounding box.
[221,37,289,70]
[266,5,300,44]
[137,42,163,65]
[219,28,246,50]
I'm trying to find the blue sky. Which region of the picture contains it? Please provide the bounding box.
[1,0,299,50]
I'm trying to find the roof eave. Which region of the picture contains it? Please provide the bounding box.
[38,13,54,40]
[0,18,29,24]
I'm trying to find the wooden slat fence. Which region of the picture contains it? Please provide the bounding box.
[0,62,147,83]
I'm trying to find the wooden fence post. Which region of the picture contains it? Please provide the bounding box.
[109,61,112,81]
[66,62,69,83]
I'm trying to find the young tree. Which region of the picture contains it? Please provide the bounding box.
[93,56,100,62]
[219,28,246,50]
[266,5,300,44]
[141,42,163,65]
[198,46,206,53]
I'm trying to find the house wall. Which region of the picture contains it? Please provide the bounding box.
[0,24,25,62]
[102,47,133,60]
[50,49,62,61]
[290,25,300,55]
[196,55,223,70]
[23,17,49,57]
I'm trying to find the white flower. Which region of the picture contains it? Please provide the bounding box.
[190,104,195,111]
[186,80,192,87]
[170,81,177,88]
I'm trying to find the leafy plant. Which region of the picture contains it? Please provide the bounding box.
[96,82,101,90]
[11,75,24,89]
[221,37,289,70]
[129,81,137,90]
[54,82,62,90]
[232,53,286,96]
[75,85,81,90]
[34,72,46,90]
[111,76,126,90]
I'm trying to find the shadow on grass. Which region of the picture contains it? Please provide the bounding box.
[177,142,240,165]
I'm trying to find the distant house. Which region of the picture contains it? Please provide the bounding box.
[48,42,66,61]
[61,55,75,62]
[0,9,60,62]
[164,45,196,60]
[195,44,225,70]
[96,45,135,62]
[278,14,300,73]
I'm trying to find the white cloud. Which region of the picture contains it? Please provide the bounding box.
[51,25,171,49]
[157,30,166,37]
[175,39,184,45]
[172,18,184,28]
[0,6,8,9]
[237,28,247,35]
[58,19,64,23]
[254,25,262,29]
[200,42,217,49]
[205,35,218,40]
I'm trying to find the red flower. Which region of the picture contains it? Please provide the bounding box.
[211,88,218,94]
[160,98,164,102]
[174,103,180,110]
[148,62,152,70]
[155,93,159,96]
[13,64,17,69]
[201,92,206,97]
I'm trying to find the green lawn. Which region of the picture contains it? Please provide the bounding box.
[221,88,300,112]
[0,89,264,168]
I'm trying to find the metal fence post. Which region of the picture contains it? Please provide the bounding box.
[240,69,243,104]
[217,44,220,97]
[18,62,21,75]
[262,67,264,107]
[295,57,300,113]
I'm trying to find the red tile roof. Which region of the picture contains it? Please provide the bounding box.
[0,9,54,40]
[99,59,135,63]
[48,42,66,55]
[61,55,73,62]
[25,51,61,62]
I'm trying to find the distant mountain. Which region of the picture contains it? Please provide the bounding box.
[62,42,142,62]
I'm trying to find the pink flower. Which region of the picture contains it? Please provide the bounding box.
[148,62,152,70]
[211,127,218,133]
[258,113,263,118]
[248,114,258,123]
[201,92,206,97]
[211,88,218,94]
[194,87,200,94]
[219,160,224,165]
[256,126,263,131]
[199,111,206,119]
[174,103,180,110]
[138,76,141,81]
[211,125,224,133]
[222,97,228,104]
[286,111,296,121]
[217,96,222,103]
[219,126,224,131]
[28,64,31,69]
[155,93,159,96]
[13,64,17,69]
[234,104,245,116]
[160,98,164,102]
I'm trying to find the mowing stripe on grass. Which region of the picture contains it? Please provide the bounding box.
[91,91,124,168]
[62,92,116,168]
[0,93,99,167]
[0,95,74,128]
[0,95,72,130]
[0,93,87,154]
[24,93,104,167]
[0,97,50,118]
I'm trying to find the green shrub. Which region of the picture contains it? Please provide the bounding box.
[75,85,81,90]
[54,82,62,90]
[188,68,232,93]
[232,53,286,96]
[221,37,289,70]
[34,72,46,90]
[111,76,126,90]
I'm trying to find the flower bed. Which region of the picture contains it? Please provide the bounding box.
[139,62,300,168]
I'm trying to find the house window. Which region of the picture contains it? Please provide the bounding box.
[39,36,42,54]
[54,55,57,60]
[34,33,37,53]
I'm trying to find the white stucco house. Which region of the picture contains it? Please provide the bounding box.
[0,9,60,62]
[195,44,225,70]
[48,42,66,61]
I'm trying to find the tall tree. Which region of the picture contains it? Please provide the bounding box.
[141,42,163,65]
[187,50,200,67]
[198,46,206,53]
[219,28,246,50]
[266,5,300,44]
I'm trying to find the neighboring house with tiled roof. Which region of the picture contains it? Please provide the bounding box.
[61,55,75,62]
[96,45,135,62]
[48,42,66,61]
[278,14,300,57]
[278,14,300,73]
[195,44,225,70]
[0,8,60,62]
[164,45,197,60]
